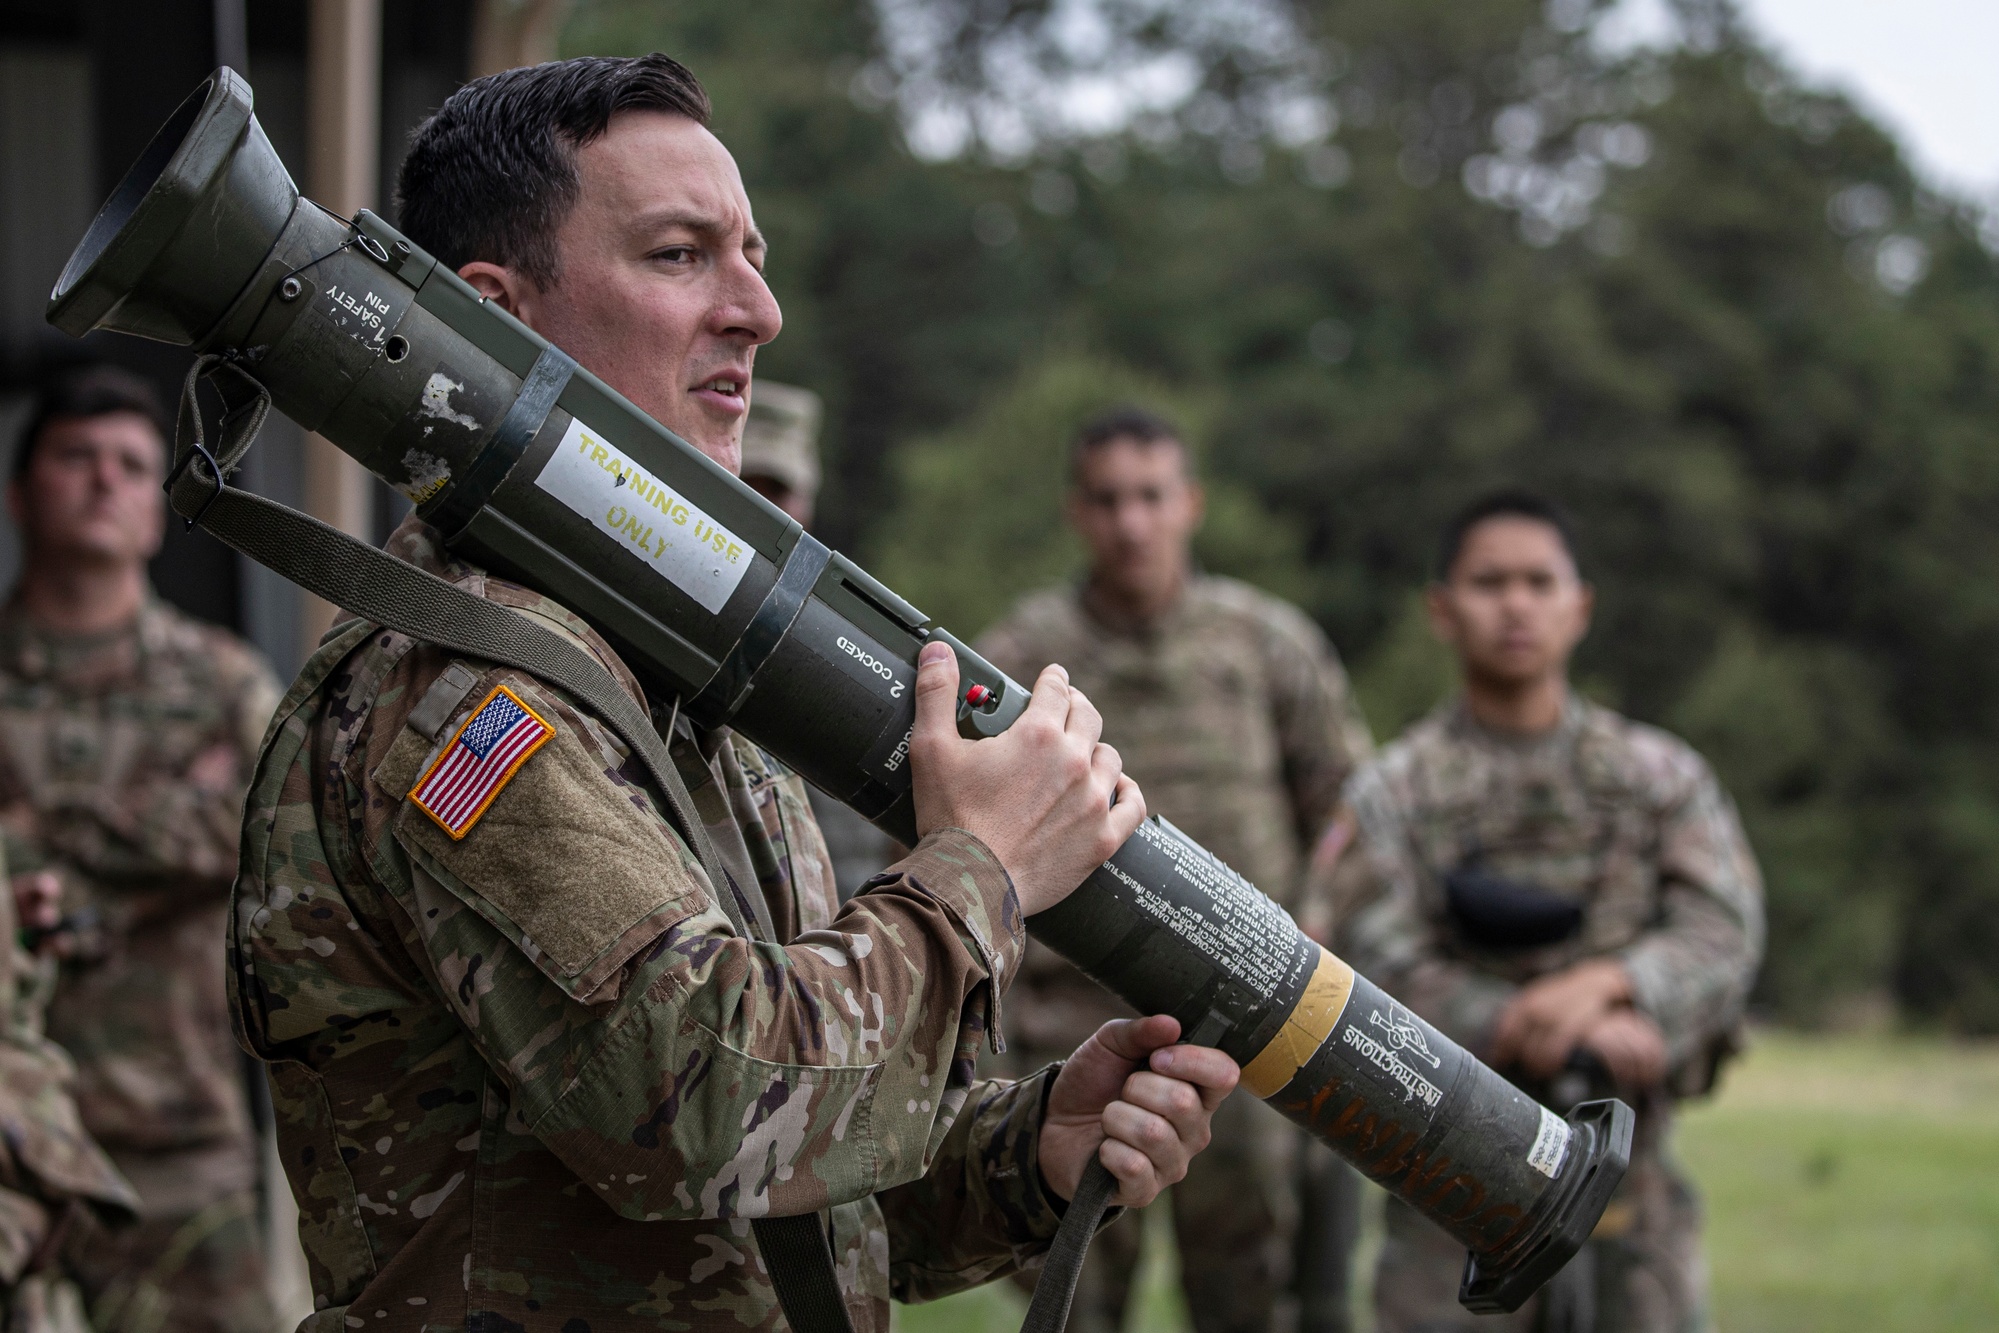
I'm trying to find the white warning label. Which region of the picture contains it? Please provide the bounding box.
[535,416,752,614]
[1528,1105,1571,1179]
[1103,820,1302,1001]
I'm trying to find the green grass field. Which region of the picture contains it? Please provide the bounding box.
[895,1032,1999,1332]
[1678,1031,1999,1331]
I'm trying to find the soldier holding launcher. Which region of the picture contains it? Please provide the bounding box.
[227,55,1237,1329]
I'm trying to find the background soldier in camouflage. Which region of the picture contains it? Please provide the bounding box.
[737,382,900,900]
[1318,491,1764,1333]
[0,367,282,1333]
[0,845,140,1331]
[228,55,1240,1330]
[977,407,1374,1333]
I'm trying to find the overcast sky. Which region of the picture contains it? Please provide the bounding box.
[1613,0,1999,200]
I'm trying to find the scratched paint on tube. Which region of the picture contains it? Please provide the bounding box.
[535,416,752,614]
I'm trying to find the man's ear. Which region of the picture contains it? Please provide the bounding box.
[457,261,531,317]
[1063,485,1087,533]
[1424,582,1459,647]
[1185,480,1206,531]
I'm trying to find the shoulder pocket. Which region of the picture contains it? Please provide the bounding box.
[374,673,705,1003]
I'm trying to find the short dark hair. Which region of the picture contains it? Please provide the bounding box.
[14,364,169,481]
[1435,489,1583,580]
[396,54,711,289]
[1069,405,1188,481]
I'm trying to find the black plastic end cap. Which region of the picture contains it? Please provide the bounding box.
[1456,1097,1636,1315]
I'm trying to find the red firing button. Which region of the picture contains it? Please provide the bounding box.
[963,684,995,709]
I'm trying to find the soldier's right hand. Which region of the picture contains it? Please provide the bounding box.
[1580,1008,1667,1090]
[909,641,1144,916]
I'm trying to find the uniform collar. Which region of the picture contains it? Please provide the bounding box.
[1444,689,1587,754]
[0,589,162,685]
[1074,570,1200,639]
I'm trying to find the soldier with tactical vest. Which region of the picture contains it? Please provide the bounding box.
[0,366,281,1333]
[977,408,1375,1333]
[226,54,1239,1329]
[1317,491,1763,1333]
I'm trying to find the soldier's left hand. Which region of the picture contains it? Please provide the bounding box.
[1037,1015,1239,1207]
[1492,956,1636,1078]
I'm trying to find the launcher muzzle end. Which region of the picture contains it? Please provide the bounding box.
[1458,1097,1635,1315]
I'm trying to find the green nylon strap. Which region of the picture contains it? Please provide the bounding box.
[756,1211,862,1333]
[1021,1159,1120,1333]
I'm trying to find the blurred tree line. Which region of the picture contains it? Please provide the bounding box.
[564,0,1999,1030]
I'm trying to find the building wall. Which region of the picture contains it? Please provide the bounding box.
[0,0,470,679]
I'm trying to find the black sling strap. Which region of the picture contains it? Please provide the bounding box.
[171,356,1115,1333]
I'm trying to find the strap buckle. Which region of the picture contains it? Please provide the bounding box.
[169,352,273,534]
[163,436,225,531]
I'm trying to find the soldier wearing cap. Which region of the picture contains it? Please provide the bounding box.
[1317,490,1763,1333]
[736,381,821,525]
[738,381,901,900]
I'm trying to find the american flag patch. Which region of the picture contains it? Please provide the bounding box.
[408,684,555,839]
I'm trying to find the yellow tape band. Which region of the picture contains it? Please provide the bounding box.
[1240,947,1356,1099]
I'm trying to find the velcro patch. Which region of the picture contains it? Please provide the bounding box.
[409,684,555,839]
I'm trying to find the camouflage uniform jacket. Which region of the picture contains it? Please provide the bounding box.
[232,520,1067,1331]
[976,575,1372,1056]
[0,843,139,1292]
[1327,696,1764,1083]
[0,597,279,1218]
